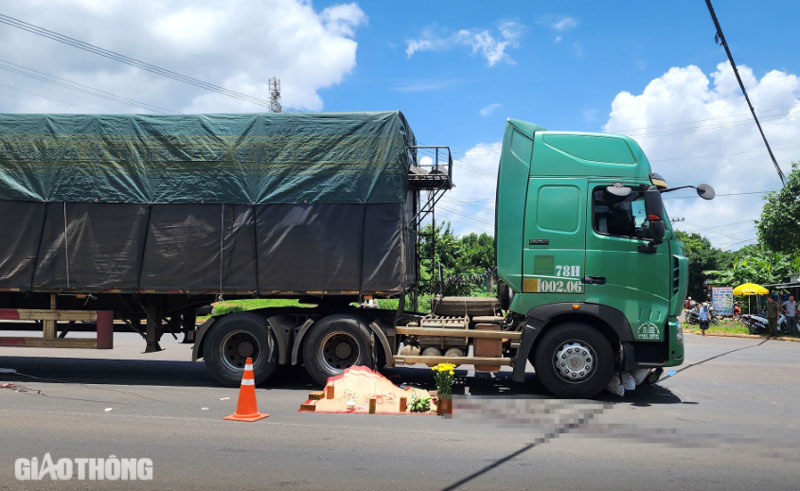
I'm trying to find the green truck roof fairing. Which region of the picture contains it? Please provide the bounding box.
[0,111,415,204]
[496,119,655,293]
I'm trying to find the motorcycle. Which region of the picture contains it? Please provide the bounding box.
[685,306,720,325]
[741,313,787,335]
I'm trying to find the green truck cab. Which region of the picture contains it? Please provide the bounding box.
[498,118,706,397]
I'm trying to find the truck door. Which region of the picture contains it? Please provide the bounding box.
[521,179,586,304]
[584,181,670,341]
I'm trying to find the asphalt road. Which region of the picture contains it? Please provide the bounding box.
[1,332,798,491]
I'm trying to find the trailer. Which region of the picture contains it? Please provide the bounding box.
[0,112,710,398]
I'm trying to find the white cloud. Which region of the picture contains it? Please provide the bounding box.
[552,17,577,31]
[479,103,502,117]
[604,62,800,250]
[554,35,563,43]
[0,0,367,113]
[438,143,501,236]
[406,21,523,67]
[320,3,367,37]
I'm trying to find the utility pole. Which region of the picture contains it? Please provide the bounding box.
[268,77,281,113]
[704,0,786,186]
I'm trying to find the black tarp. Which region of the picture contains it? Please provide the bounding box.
[1,201,407,295]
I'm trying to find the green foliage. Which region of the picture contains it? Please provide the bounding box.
[418,222,495,296]
[757,162,800,254]
[211,298,314,315]
[377,294,434,313]
[674,231,733,299]
[409,394,431,412]
[704,243,799,287]
[682,319,750,335]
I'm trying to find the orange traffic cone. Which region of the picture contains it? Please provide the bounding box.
[224,357,269,422]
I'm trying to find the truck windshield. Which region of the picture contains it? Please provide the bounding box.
[592,187,647,237]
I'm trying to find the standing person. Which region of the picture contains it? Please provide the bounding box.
[733,302,741,320]
[698,301,710,336]
[781,295,797,335]
[684,296,692,311]
[766,296,779,338]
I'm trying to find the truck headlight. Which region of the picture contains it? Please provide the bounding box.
[676,320,684,341]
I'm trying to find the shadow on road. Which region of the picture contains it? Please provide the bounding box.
[0,355,223,388]
[1,355,686,406]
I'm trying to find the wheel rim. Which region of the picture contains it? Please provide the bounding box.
[553,340,596,383]
[220,330,260,372]
[319,330,360,372]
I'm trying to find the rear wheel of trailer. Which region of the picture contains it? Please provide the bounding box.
[202,312,279,386]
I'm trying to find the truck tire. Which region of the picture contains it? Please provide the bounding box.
[203,312,278,387]
[431,296,500,317]
[302,314,374,386]
[532,323,614,398]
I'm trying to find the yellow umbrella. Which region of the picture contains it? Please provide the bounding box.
[733,282,769,314]
[732,283,769,295]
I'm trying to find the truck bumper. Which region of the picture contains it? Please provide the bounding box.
[664,318,684,367]
[622,318,684,370]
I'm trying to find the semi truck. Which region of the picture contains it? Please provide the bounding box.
[0,111,713,398]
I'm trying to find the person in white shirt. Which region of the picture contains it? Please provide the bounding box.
[781,295,797,335]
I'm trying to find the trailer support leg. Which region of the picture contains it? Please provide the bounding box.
[142,301,163,353]
[181,309,196,344]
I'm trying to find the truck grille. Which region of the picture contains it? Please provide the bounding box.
[672,255,680,297]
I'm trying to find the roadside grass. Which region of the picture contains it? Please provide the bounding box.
[206,291,493,319]
[683,318,800,338]
[210,298,315,316]
[683,319,750,335]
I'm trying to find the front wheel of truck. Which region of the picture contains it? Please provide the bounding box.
[532,323,614,398]
[203,312,279,386]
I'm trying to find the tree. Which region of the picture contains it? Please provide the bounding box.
[705,243,800,287]
[757,161,800,254]
[417,222,495,296]
[675,231,733,300]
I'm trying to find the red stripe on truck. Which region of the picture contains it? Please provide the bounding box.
[0,309,20,320]
[0,337,25,346]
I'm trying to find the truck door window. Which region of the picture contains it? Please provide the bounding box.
[592,187,646,238]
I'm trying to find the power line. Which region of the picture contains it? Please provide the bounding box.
[0,58,175,113]
[0,80,103,112]
[704,0,786,185]
[0,13,299,112]
[444,104,798,155]
[702,218,758,230]
[650,144,800,163]
[625,111,797,140]
[663,190,774,200]
[607,105,793,135]
[438,204,494,226]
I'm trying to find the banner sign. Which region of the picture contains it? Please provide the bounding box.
[712,287,734,316]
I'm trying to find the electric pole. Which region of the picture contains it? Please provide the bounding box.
[268,77,281,113]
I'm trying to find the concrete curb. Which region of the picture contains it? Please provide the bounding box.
[688,331,800,342]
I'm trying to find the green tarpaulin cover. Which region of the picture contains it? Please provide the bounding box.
[0,111,415,204]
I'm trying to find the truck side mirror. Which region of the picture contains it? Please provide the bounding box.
[639,186,665,253]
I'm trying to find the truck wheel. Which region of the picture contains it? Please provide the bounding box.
[203,312,278,387]
[302,314,373,386]
[532,323,614,398]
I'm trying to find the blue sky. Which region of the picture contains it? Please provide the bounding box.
[0,1,798,249]
[315,1,799,150]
